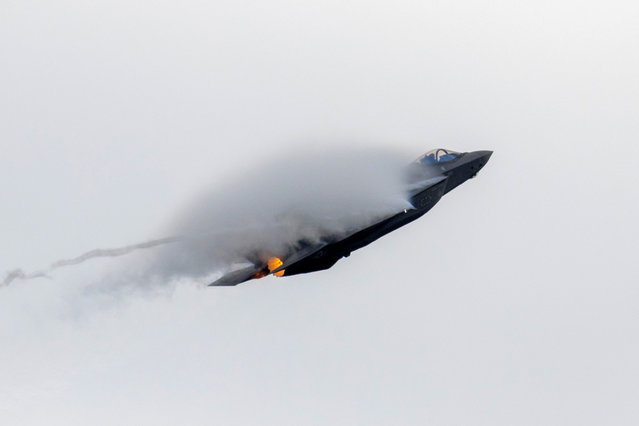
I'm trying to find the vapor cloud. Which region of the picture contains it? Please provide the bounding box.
[126,148,413,287]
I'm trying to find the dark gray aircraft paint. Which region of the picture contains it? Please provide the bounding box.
[211,149,493,286]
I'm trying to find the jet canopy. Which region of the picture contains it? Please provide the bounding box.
[415,148,461,165]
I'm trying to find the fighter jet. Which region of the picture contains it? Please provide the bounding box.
[210,148,492,286]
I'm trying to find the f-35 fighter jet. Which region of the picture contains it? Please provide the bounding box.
[210,148,492,286]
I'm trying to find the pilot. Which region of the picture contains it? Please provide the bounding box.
[439,153,456,162]
[421,153,437,164]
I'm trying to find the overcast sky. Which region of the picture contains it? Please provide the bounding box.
[1,0,638,425]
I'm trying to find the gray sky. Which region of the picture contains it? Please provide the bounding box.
[1,0,638,425]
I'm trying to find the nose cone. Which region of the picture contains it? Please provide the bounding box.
[475,150,493,171]
[439,149,493,194]
[468,150,492,178]
[477,150,493,160]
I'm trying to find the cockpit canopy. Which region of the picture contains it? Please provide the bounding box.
[415,148,461,165]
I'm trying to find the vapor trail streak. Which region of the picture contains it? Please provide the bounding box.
[2,237,182,287]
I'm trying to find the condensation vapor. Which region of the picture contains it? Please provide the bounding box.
[1,237,183,287]
[144,148,413,284]
[3,148,414,289]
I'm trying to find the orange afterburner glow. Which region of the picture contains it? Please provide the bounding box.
[267,257,285,277]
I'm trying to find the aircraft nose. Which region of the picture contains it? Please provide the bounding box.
[470,150,493,176]
[477,150,492,159]
[478,150,492,166]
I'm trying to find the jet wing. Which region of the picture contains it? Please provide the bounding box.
[209,176,445,287]
[209,240,329,286]
[209,264,267,286]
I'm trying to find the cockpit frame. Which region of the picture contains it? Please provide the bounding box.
[415,148,462,165]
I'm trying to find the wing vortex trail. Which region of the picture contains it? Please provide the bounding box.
[1,236,183,287]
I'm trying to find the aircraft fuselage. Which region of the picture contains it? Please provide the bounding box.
[280,150,493,276]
